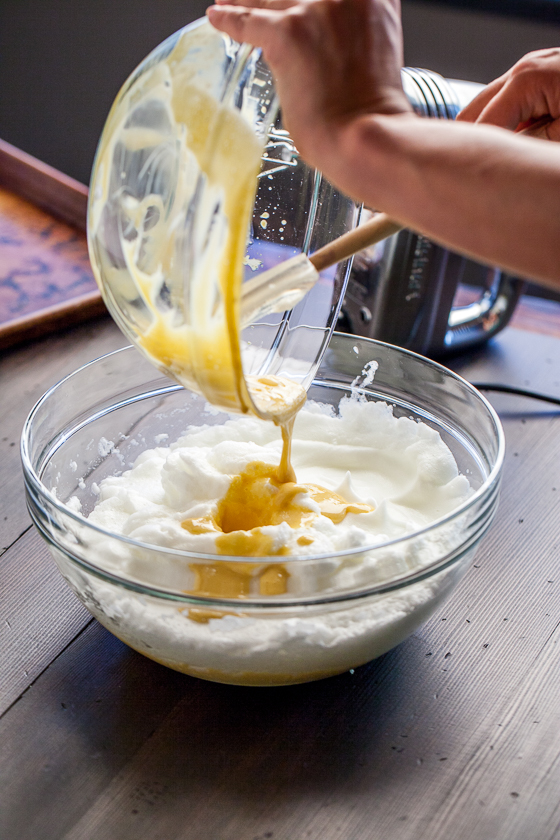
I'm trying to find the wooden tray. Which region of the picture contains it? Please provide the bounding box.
[0,138,106,351]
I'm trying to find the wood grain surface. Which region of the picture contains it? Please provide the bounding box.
[0,527,90,716]
[0,320,559,840]
[0,319,126,557]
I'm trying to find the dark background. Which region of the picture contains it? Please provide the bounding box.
[1,0,560,185]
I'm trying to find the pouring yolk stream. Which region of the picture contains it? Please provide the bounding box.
[90,27,374,602]
[123,57,308,433]
[106,42,308,477]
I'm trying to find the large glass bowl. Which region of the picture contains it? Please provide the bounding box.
[21,334,504,686]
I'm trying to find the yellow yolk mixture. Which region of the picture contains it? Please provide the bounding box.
[89,22,373,580]
[181,460,374,597]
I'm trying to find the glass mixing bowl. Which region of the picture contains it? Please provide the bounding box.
[21,334,504,686]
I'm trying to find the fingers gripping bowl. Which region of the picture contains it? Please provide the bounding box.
[22,335,503,686]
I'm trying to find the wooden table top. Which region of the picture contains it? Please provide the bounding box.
[1,302,560,840]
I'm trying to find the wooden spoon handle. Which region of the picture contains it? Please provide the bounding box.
[309,212,402,272]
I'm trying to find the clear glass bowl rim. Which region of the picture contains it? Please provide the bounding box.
[21,336,505,606]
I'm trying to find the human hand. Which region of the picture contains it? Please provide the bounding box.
[206,0,412,166]
[457,48,560,141]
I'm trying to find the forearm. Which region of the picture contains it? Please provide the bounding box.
[317,112,560,289]
[208,0,560,288]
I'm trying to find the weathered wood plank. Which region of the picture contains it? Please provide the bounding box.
[0,318,126,554]
[0,622,190,840]
[0,528,91,715]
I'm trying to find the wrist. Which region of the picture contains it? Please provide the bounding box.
[316,111,421,210]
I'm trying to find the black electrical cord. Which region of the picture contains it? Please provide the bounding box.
[470,383,560,407]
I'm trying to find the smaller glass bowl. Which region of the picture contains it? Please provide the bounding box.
[87,17,358,417]
[21,334,504,686]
